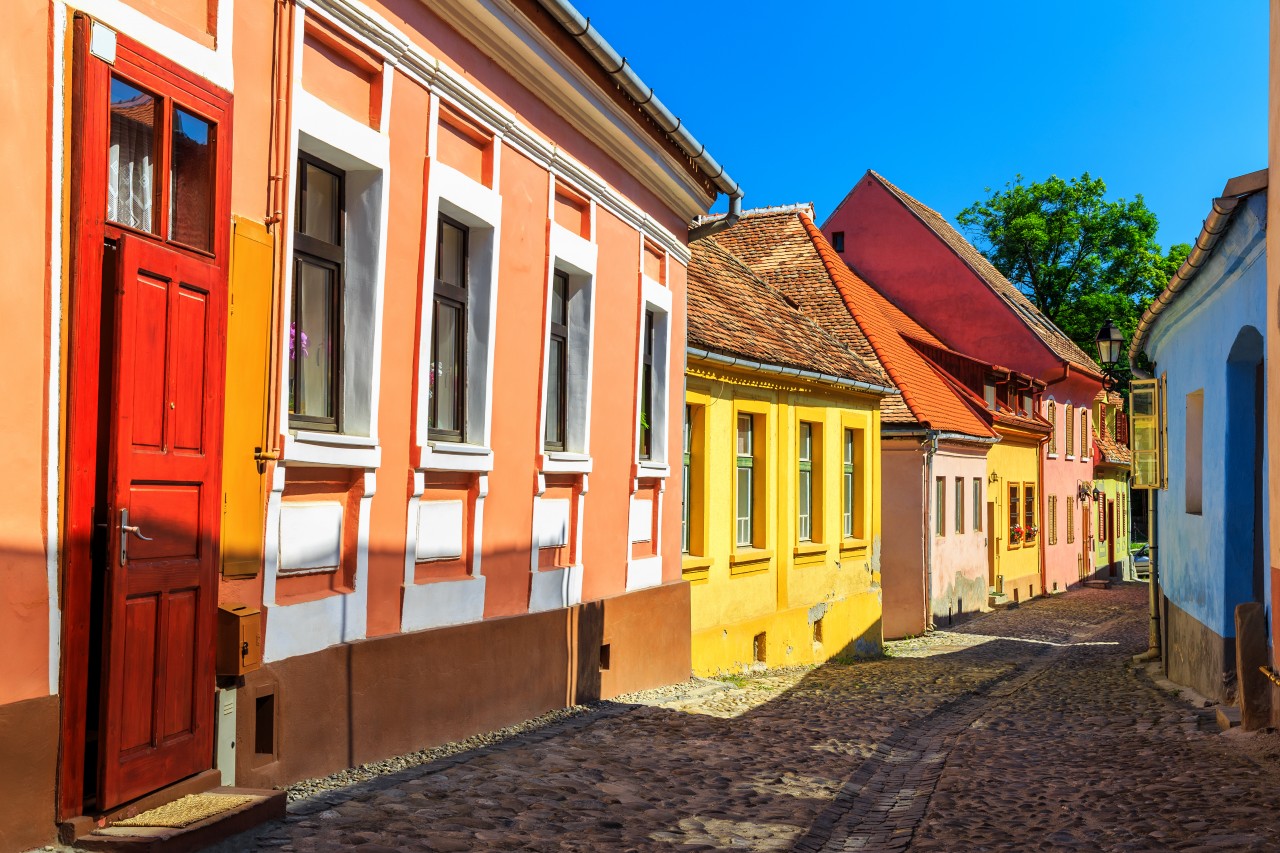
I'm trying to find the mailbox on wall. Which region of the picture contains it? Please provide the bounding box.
[217,602,263,676]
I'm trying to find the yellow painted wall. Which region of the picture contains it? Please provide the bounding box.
[985,430,1042,603]
[683,363,883,675]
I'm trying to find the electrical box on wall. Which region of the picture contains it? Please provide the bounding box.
[217,603,263,676]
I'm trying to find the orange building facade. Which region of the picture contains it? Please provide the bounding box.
[0,1,737,846]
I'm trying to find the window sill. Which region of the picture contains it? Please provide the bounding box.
[729,548,772,576]
[682,555,712,581]
[540,451,593,475]
[421,441,495,473]
[794,542,828,559]
[840,538,869,553]
[634,460,671,480]
[284,434,381,468]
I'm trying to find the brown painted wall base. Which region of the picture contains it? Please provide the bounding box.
[1165,595,1235,704]
[0,693,59,851]
[237,580,691,789]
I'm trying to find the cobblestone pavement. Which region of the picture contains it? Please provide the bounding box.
[215,585,1280,852]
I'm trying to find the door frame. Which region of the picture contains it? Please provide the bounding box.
[59,18,233,819]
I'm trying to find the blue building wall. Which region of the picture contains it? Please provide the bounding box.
[1146,192,1269,647]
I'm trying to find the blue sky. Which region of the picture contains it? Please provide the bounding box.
[586,1,1267,252]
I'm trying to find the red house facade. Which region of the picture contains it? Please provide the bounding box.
[823,171,1107,594]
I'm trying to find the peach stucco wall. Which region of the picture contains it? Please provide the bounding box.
[929,445,988,628]
[364,70,430,637]
[880,441,926,638]
[0,0,53,704]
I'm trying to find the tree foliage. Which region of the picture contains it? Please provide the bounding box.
[957,173,1190,370]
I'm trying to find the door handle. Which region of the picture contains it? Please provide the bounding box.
[119,508,154,564]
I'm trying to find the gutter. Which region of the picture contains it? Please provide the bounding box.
[1130,168,1267,362]
[687,348,896,397]
[881,427,1000,446]
[533,0,744,235]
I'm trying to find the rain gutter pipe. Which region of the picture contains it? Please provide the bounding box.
[532,0,744,237]
[687,348,896,397]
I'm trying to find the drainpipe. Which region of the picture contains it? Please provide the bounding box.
[531,0,744,237]
[923,431,937,633]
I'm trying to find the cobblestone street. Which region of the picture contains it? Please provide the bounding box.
[217,585,1280,852]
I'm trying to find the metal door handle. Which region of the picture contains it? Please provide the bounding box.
[119,508,153,564]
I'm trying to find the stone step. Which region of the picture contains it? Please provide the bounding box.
[1082,579,1112,589]
[1216,704,1242,732]
[73,786,285,853]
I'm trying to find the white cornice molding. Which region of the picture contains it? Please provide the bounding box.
[303,0,696,264]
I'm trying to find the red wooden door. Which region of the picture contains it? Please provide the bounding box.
[98,235,225,809]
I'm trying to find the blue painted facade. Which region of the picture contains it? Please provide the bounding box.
[1144,191,1269,663]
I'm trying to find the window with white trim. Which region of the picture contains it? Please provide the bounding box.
[798,422,815,542]
[430,216,467,441]
[635,297,671,467]
[842,429,855,539]
[541,259,594,457]
[736,413,756,547]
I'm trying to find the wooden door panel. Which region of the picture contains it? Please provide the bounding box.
[130,275,170,451]
[159,589,198,741]
[99,235,223,809]
[173,286,209,452]
[128,484,202,561]
[119,595,160,754]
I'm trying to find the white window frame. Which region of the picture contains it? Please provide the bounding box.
[635,272,673,477]
[539,215,598,475]
[416,95,503,474]
[280,53,393,470]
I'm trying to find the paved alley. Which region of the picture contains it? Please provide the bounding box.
[217,586,1280,852]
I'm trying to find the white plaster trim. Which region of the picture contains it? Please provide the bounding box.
[634,274,673,471]
[283,434,381,468]
[529,565,583,613]
[280,61,392,458]
[301,0,694,265]
[541,451,592,475]
[625,555,662,592]
[47,2,70,696]
[549,223,597,277]
[417,158,503,462]
[70,0,234,90]
[262,471,374,663]
[399,471,486,631]
[278,502,344,572]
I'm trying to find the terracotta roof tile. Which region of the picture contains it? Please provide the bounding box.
[1094,428,1131,467]
[867,171,1102,378]
[687,237,890,389]
[729,211,995,437]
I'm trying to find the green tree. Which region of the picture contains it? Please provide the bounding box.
[957,173,1190,371]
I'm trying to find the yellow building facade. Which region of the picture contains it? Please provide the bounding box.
[986,428,1044,604]
[683,361,884,675]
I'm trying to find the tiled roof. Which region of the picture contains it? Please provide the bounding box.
[1094,428,1131,468]
[712,209,993,436]
[687,237,890,389]
[866,171,1102,378]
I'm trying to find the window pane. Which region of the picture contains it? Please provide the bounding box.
[291,260,336,419]
[844,429,853,465]
[108,77,158,233]
[437,221,466,287]
[170,107,214,251]
[551,272,568,326]
[973,479,982,531]
[800,423,812,461]
[737,467,752,546]
[431,301,463,433]
[304,162,340,244]
[843,471,853,538]
[799,470,811,541]
[737,415,753,456]
[545,337,565,447]
[955,477,964,533]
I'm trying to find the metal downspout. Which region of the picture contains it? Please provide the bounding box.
[531,0,744,235]
[924,432,937,633]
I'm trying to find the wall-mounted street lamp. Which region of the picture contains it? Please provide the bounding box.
[1096,319,1126,370]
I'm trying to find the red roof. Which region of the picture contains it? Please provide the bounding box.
[687,236,890,388]
[713,208,995,438]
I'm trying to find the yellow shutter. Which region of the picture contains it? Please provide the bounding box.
[221,217,275,577]
[1129,377,1166,490]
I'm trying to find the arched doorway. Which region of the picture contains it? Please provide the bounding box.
[1224,325,1265,629]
